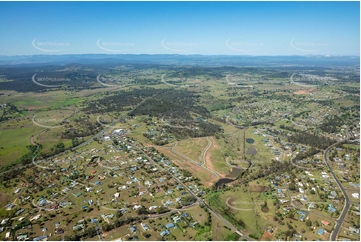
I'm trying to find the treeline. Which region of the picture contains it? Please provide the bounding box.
[279,124,300,133]
[130,89,210,119]
[0,66,98,92]
[163,121,222,139]
[82,88,165,114]
[288,132,333,149]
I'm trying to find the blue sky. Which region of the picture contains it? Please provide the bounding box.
[0,1,359,56]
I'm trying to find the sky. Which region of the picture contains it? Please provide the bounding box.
[0,1,359,56]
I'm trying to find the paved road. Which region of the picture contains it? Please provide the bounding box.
[323,138,351,241]
[201,137,212,166]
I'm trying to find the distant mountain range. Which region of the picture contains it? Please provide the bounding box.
[0,54,359,67]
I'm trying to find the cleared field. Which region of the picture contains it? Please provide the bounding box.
[174,138,208,163]
[207,188,269,238]
[0,123,43,168]
[244,127,274,164]
[206,136,229,176]
[152,146,217,187]
[212,214,240,241]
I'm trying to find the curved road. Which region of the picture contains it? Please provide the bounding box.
[323,138,351,241]
[168,138,219,177]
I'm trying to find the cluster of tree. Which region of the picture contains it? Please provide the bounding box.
[130,89,209,119]
[293,110,311,119]
[294,147,320,161]
[82,88,165,114]
[279,124,299,133]
[319,115,345,133]
[60,117,102,139]
[0,103,20,121]
[288,132,333,150]
[237,160,296,186]
[163,121,222,140]
[340,86,360,94]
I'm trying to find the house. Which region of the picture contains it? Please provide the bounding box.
[190,222,198,228]
[5,204,15,210]
[351,193,359,199]
[141,223,149,231]
[133,205,142,210]
[73,224,84,231]
[113,129,125,135]
[308,202,315,209]
[130,225,137,234]
[328,204,336,213]
[15,208,24,216]
[38,198,47,206]
[317,228,325,235]
[160,230,170,237]
[149,206,157,211]
[30,214,42,222]
[75,192,82,197]
[321,220,330,226]
[1,218,9,225]
[298,211,307,221]
[164,200,172,206]
[166,223,175,229]
[173,216,181,223]
[348,227,359,234]
[33,235,48,241]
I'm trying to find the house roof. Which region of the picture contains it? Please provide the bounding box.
[321,220,330,226]
[166,223,175,229]
[160,230,169,237]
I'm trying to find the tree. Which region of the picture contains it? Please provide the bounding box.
[137,206,148,215]
[289,183,296,191]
